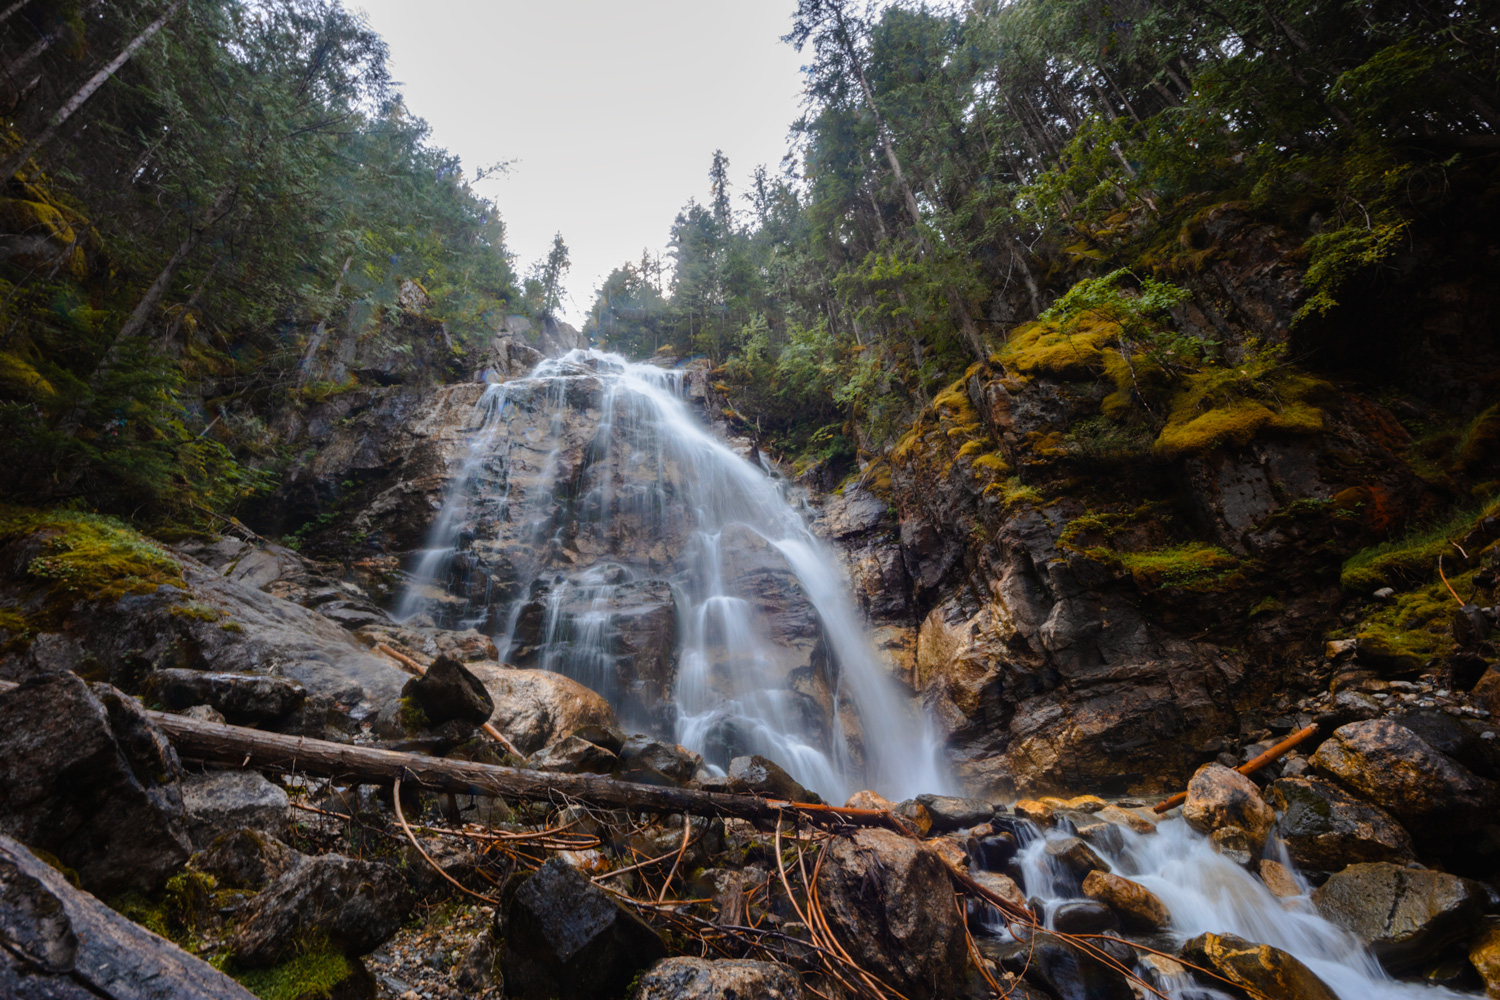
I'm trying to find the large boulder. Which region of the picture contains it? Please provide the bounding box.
[191,829,300,891]
[231,855,410,966]
[144,669,308,725]
[816,828,967,1000]
[1179,932,1337,1000]
[1182,763,1276,850]
[400,654,494,727]
[631,957,806,1000]
[469,664,617,755]
[1265,776,1413,872]
[1310,862,1485,972]
[180,771,289,850]
[0,833,256,999]
[0,673,192,895]
[616,735,703,787]
[501,857,666,1000]
[1310,719,1497,841]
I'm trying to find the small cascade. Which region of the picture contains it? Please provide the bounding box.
[986,817,1474,1000]
[396,349,951,802]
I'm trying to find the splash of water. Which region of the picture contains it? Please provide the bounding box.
[398,349,951,802]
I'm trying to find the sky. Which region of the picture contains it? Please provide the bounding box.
[353,1,812,327]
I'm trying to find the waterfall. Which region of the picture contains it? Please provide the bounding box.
[397,348,952,803]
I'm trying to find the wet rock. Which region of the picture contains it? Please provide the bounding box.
[400,655,494,727]
[454,925,500,992]
[1014,799,1055,826]
[1180,932,1337,1000]
[894,799,934,836]
[1052,900,1118,933]
[1470,922,1500,999]
[1067,811,1127,855]
[1310,862,1485,973]
[1210,826,1256,866]
[1183,763,1276,850]
[529,734,618,774]
[501,857,666,1000]
[845,789,896,811]
[144,668,307,725]
[1390,707,1500,780]
[192,829,300,891]
[1096,803,1156,834]
[726,755,816,803]
[1044,836,1111,880]
[631,957,806,1000]
[1082,870,1171,931]
[181,770,290,849]
[971,832,1019,869]
[970,870,1028,911]
[1258,859,1303,898]
[1309,719,1497,841]
[573,722,627,754]
[0,673,191,895]
[0,833,256,999]
[1265,776,1414,871]
[817,828,967,1000]
[1003,932,1135,1000]
[469,664,617,755]
[915,794,994,832]
[617,735,703,787]
[232,855,410,966]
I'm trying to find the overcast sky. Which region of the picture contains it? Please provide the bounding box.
[353,1,810,326]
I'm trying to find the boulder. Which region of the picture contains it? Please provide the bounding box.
[400,655,494,726]
[1471,922,1500,1000]
[1179,932,1337,1000]
[529,734,618,773]
[1265,776,1413,871]
[1044,837,1111,880]
[817,828,967,1000]
[616,735,702,787]
[470,664,617,755]
[0,833,256,999]
[1182,763,1276,850]
[192,829,300,891]
[1001,932,1135,1000]
[1210,826,1256,866]
[1310,862,1485,972]
[845,789,896,811]
[1052,900,1118,933]
[181,771,289,849]
[143,668,307,724]
[726,755,816,803]
[632,957,806,1000]
[232,855,410,966]
[1082,870,1171,931]
[915,794,994,832]
[0,673,192,895]
[1014,799,1055,826]
[501,857,666,1000]
[1310,719,1496,841]
[970,870,1028,912]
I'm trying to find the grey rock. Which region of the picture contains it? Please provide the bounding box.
[1044,837,1111,881]
[232,854,410,966]
[144,669,306,725]
[915,794,994,832]
[529,734,618,774]
[468,663,617,755]
[617,735,702,787]
[191,829,300,891]
[1052,900,1118,934]
[401,655,494,727]
[0,833,256,999]
[1311,862,1485,973]
[632,957,806,1000]
[1266,776,1413,872]
[726,755,816,803]
[180,771,290,849]
[1001,932,1135,1000]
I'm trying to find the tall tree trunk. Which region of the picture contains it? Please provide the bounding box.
[0,0,33,30]
[2,28,58,83]
[0,0,184,182]
[297,254,354,384]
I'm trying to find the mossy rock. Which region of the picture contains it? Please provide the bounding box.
[0,505,184,603]
[229,947,372,1000]
[1154,369,1331,458]
[998,313,1121,380]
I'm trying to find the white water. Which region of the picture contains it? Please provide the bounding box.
[397,349,951,802]
[1005,817,1474,1000]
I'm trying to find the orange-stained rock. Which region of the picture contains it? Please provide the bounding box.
[1470,922,1500,999]
[1183,763,1276,850]
[844,789,896,811]
[1179,932,1337,1000]
[1013,799,1055,826]
[1258,859,1303,899]
[1082,870,1171,931]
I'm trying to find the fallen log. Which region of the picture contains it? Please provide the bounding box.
[1151,723,1320,814]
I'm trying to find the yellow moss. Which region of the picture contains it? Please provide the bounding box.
[170,602,221,622]
[1341,498,1499,592]
[0,506,184,602]
[956,440,985,459]
[0,350,55,400]
[1457,404,1500,472]
[972,452,1008,474]
[1097,542,1240,591]
[230,948,358,1000]
[997,313,1120,380]
[1155,370,1328,457]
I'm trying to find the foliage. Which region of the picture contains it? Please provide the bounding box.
[1341,498,1499,592]
[0,505,183,600]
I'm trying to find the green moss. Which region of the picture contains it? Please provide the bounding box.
[972,451,1008,474]
[1352,575,1467,662]
[28,846,80,888]
[397,695,429,733]
[985,476,1044,511]
[0,350,56,400]
[220,620,245,633]
[170,601,221,622]
[1340,498,1498,592]
[1154,366,1330,457]
[0,506,183,602]
[231,948,358,1000]
[1093,542,1240,590]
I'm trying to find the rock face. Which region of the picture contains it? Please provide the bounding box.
[1310,862,1485,972]
[1310,719,1497,841]
[180,771,289,849]
[816,828,966,1000]
[1081,870,1171,931]
[1265,776,1413,871]
[1179,932,1337,1000]
[0,833,257,1000]
[0,673,192,895]
[631,957,806,1000]
[232,855,410,966]
[1182,763,1276,850]
[469,664,617,755]
[501,857,666,1000]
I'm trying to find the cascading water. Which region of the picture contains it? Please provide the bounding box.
[397,348,951,803]
[991,817,1476,1000]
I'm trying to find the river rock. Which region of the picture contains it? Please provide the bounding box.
[845,789,896,811]
[0,672,192,895]
[1310,862,1485,972]
[1002,932,1135,1000]
[529,734,618,773]
[617,735,703,786]
[181,770,289,849]
[1258,859,1302,898]
[144,668,307,724]
[970,870,1028,911]
[501,857,666,1000]
[192,829,300,890]
[232,854,410,966]
[470,664,617,754]
[1179,932,1337,1000]
[1082,870,1171,931]
[631,957,806,1000]
[1471,922,1500,999]
[0,833,256,999]
[1210,826,1256,866]
[817,828,967,1000]
[1014,799,1055,825]
[1265,776,1414,871]
[1310,719,1497,841]
[1182,763,1276,849]
[401,654,494,726]
[915,794,994,832]
[1052,900,1119,933]
[1044,836,1111,880]
[726,754,816,802]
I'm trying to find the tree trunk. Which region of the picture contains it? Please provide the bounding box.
[297,253,354,384]
[0,0,184,182]
[2,28,58,84]
[0,0,33,30]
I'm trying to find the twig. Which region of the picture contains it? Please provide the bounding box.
[1438,554,1466,607]
[656,813,694,905]
[392,776,504,906]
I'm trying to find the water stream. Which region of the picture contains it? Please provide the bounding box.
[396,348,951,803]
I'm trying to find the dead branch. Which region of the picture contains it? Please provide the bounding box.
[1152,723,1319,813]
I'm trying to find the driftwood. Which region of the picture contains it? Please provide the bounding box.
[1151,723,1320,814]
